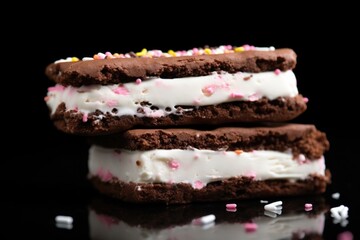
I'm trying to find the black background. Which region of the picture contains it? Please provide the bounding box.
[3,7,359,239]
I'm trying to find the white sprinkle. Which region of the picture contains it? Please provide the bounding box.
[332,192,340,199]
[192,214,216,225]
[56,222,73,230]
[331,205,349,220]
[260,200,268,203]
[264,201,283,212]
[264,210,278,218]
[82,57,94,61]
[55,215,73,224]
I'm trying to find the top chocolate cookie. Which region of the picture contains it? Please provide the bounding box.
[45,45,307,135]
[45,47,296,87]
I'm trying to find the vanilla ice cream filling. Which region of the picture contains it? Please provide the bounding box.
[89,210,325,240]
[46,70,298,118]
[88,146,325,188]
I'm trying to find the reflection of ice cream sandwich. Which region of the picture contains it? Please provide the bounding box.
[88,123,330,204]
[89,195,329,240]
[44,46,307,135]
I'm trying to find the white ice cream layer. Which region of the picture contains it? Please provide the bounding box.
[88,146,325,188]
[46,70,298,118]
[89,210,325,240]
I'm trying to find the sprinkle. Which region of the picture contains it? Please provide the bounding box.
[44,96,50,102]
[305,203,313,211]
[274,69,281,75]
[82,113,88,122]
[248,93,260,101]
[135,78,142,84]
[234,149,243,155]
[234,47,245,52]
[226,208,237,212]
[260,200,268,203]
[264,210,280,218]
[264,201,283,212]
[106,99,117,108]
[136,48,147,57]
[113,86,129,95]
[331,205,349,220]
[244,222,258,232]
[82,57,94,61]
[337,231,353,240]
[193,180,204,189]
[55,215,73,229]
[167,50,176,56]
[168,160,180,169]
[226,203,237,209]
[332,192,340,199]
[229,92,244,99]
[55,215,73,224]
[54,45,276,63]
[202,86,215,96]
[48,85,65,92]
[97,168,113,182]
[192,214,216,225]
[303,97,309,103]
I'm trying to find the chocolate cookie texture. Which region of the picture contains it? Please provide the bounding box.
[45,45,305,135]
[46,48,296,86]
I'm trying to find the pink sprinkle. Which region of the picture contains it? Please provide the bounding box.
[106,99,117,107]
[168,160,180,169]
[73,106,78,112]
[202,86,215,96]
[44,96,50,102]
[246,172,256,179]
[194,153,199,160]
[82,113,88,122]
[193,99,201,105]
[243,44,251,51]
[274,69,281,75]
[135,78,142,84]
[296,154,307,164]
[226,208,237,212]
[248,93,260,101]
[113,85,129,95]
[305,203,313,211]
[194,180,204,189]
[244,222,258,232]
[229,92,244,99]
[48,85,65,92]
[97,168,113,182]
[226,203,237,209]
[303,97,309,103]
[337,231,353,240]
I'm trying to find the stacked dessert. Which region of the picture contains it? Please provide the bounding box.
[45,45,330,204]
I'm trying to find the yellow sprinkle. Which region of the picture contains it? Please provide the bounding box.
[136,48,147,57]
[167,50,176,56]
[204,48,212,54]
[234,149,243,155]
[234,47,245,52]
[71,57,79,62]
